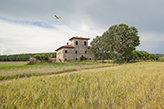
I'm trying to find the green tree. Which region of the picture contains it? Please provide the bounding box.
[90,36,109,62]
[104,24,140,63]
[91,24,140,63]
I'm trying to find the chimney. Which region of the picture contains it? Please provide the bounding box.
[67,42,69,45]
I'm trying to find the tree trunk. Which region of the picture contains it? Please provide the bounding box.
[102,56,104,63]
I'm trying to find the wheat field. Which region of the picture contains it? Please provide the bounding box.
[0,62,164,108]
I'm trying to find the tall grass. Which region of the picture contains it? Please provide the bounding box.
[0,61,116,80]
[0,62,164,108]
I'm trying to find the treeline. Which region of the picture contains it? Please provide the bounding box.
[99,50,163,62]
[131,50,162,61]
[0,53,56,61]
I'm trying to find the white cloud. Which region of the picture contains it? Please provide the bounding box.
[0,48,11,55]
[0,19,102,55]
[0,0,164,54]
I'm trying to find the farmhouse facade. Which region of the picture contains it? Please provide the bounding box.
[55,36,95,62]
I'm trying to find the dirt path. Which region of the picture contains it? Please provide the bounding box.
[0,66,119,84]
[51,66,119,77]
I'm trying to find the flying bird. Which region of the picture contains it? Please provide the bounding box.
[54,15,61,19]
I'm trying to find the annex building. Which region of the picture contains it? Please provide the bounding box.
[55,36,95,62]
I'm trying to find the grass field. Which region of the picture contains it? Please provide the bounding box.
[0,61,116,80]
[0,62,164,108]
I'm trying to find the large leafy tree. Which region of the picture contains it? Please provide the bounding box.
[91,24,140,63]
[90,36,109,62]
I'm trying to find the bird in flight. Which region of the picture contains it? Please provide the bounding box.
[54,15,61,19]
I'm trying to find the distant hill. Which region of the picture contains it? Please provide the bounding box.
[0,52,56,61]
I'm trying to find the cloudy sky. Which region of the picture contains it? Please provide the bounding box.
[0,0,164,55]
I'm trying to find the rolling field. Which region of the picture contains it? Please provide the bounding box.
[0,62,164,108]
[0,61,116,80]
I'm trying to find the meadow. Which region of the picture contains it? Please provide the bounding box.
[0,62,164,108]
[0,61,116,80]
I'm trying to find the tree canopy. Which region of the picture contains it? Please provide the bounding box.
[90,36,109,62]
[90,24,140,63]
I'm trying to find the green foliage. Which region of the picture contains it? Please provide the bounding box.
[113,57,124,64]
[90,36,109,62]
[34,54,42,61]
[153,55,160,61]
[91,24,140,63]
[34,53,49,61]
[158,57,164,62]
[132,50,163,62]
[0,55,8,61]
[0,53,56,61]
[103,24,140,63]
[80,55,86,61]
[41,53,49,61]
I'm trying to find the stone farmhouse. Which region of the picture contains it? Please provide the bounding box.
[55,36,95,62]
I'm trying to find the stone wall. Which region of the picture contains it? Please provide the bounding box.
[29,56,56,63]
[29,56,41,63]
[64,48,75,61]
[56,49,64,62]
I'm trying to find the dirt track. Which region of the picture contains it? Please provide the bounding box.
[0,66,119,84]
[51,66,119,77]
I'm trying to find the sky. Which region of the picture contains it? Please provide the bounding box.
[0,0,164,55]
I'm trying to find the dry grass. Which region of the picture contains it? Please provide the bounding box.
[0,61,28,65]
[0,62,164,108]
[0,61,116,80]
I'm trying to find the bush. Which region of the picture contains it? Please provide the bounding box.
[34,54,42,61]
[157,57,164,62]
[42,54,49,61]
[80,55,86,61]
[113,57,125,64]
[132,50,162,62]
[153,55,160,61]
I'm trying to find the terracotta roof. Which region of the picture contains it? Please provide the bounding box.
[69,37,90,41]
[55,45,74,51]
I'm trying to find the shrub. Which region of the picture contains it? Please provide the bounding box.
[157,57,164,62]
[153,55,160,61]
[80,55,86,61]
[113,57,125,64]
[34,54,42,61]
[42,54,49,61]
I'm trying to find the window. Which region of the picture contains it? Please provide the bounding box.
[65,50,67,53]
[86,58,87,60]
[76,58,78,60]
[75,51,77,54]
[85,51,87,54]
[90,58,91,60]
[76,41,78,45]
[65,59,67,61]
[84,41,87,45]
